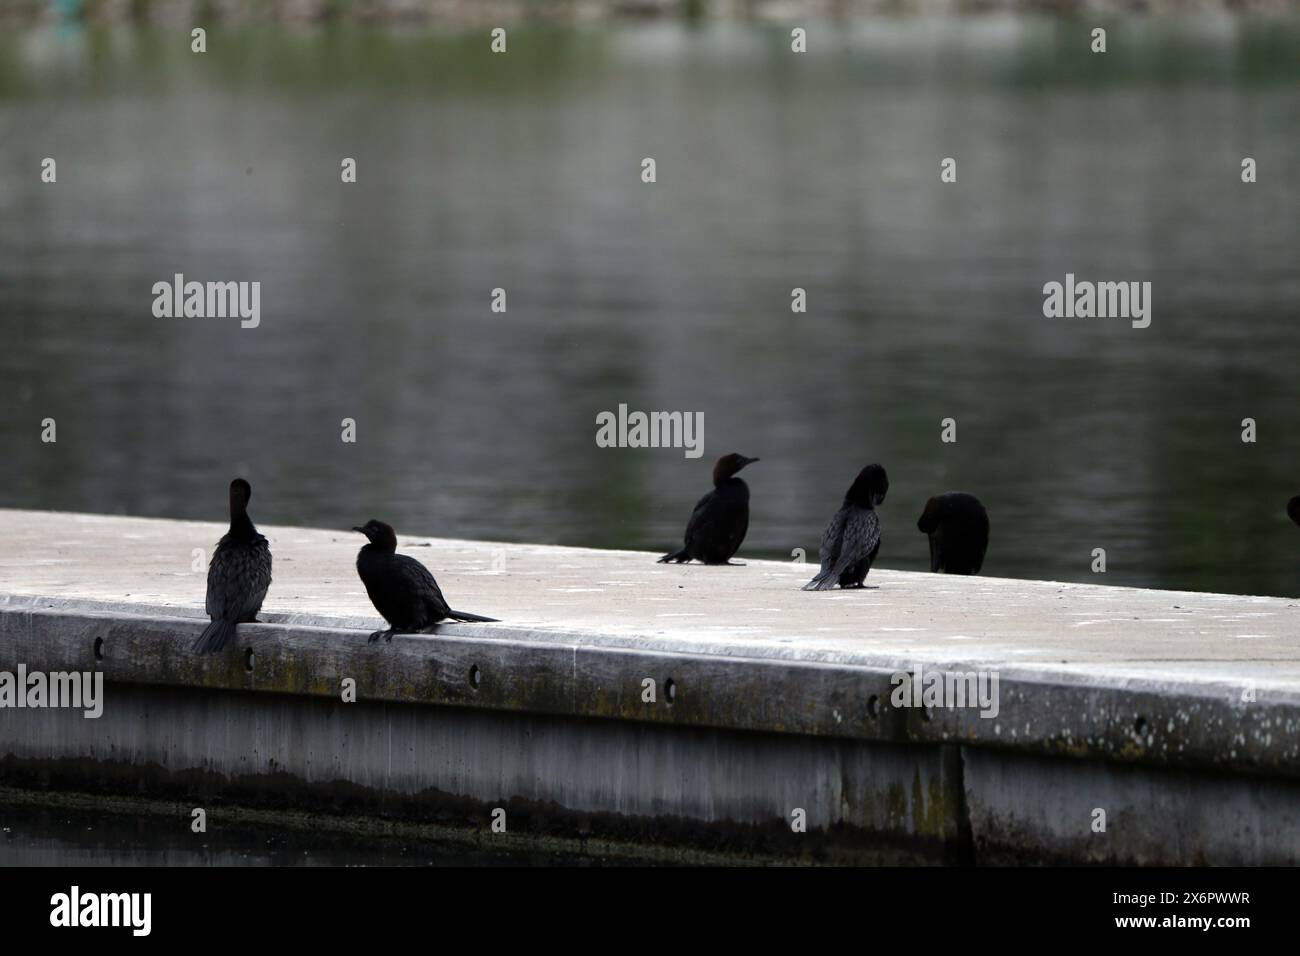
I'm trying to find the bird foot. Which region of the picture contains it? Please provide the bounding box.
[367,628,393,644]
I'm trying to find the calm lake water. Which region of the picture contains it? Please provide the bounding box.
[1,17,1298,596]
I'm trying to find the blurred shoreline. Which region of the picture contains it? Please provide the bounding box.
[6,0,1297,28]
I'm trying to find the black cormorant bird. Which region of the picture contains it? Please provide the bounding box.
[917,492,989,575]
[803,464,889,590]
[354,519,497,643]
[657,453,759,565]
[193,478,272,653]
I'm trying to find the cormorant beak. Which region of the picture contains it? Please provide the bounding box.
[874,493,887,507]
[351,526,367,535]
[741,456,760,467]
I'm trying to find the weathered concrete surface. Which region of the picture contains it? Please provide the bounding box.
[2,509,1299,863]
[0,684,967,864]
[962,748,1300,865]
[2,509,1298,765]
[3,508,1297,679]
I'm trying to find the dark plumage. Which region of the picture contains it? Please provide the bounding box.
[193,478,272,653]
[353,519,497,643]
[658,453,759,565]
[1289,496,1300,528]
[917,492,989,575]
[803,464,889,591]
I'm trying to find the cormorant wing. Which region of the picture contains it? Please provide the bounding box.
[682,489,721,545]
[804,505,879,590]
[393,553,451,616]
[204,540,226,618]
[205,533,272,620]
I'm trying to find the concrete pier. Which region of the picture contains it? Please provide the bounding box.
[1,509,1298,864]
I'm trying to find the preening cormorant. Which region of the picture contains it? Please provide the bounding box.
[917,492,989,575]
[803,464,889,591]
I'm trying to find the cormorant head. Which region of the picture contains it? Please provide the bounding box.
[353,519,398,551]
[1288,496,1300,528]
[917,495,943,534]
[713,453,759,485]
[847,464,888,508]
[229,478,252,514]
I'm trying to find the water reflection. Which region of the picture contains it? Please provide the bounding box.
[1,18,1297,596]
[0,800,624,866]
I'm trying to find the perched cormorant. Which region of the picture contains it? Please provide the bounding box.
[657,453,759,565]
[917,492,989,575]
[353,519,497,643]
[1288,495,1300,528]
[803,464,889,590]
[193,478,272,653]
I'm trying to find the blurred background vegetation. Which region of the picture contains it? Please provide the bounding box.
[5,0,1296,26]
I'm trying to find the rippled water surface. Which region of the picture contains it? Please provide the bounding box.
[2,17,1298,596]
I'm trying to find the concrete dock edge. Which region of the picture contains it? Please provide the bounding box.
[3,595,1298,864]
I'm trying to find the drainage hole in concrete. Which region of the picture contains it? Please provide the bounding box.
[1134,715,1147,736]
[93,637,104,661]
[665,678,677,704]
[244,649,255,672]
[867,695,879,719]
[469,664,482,690]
